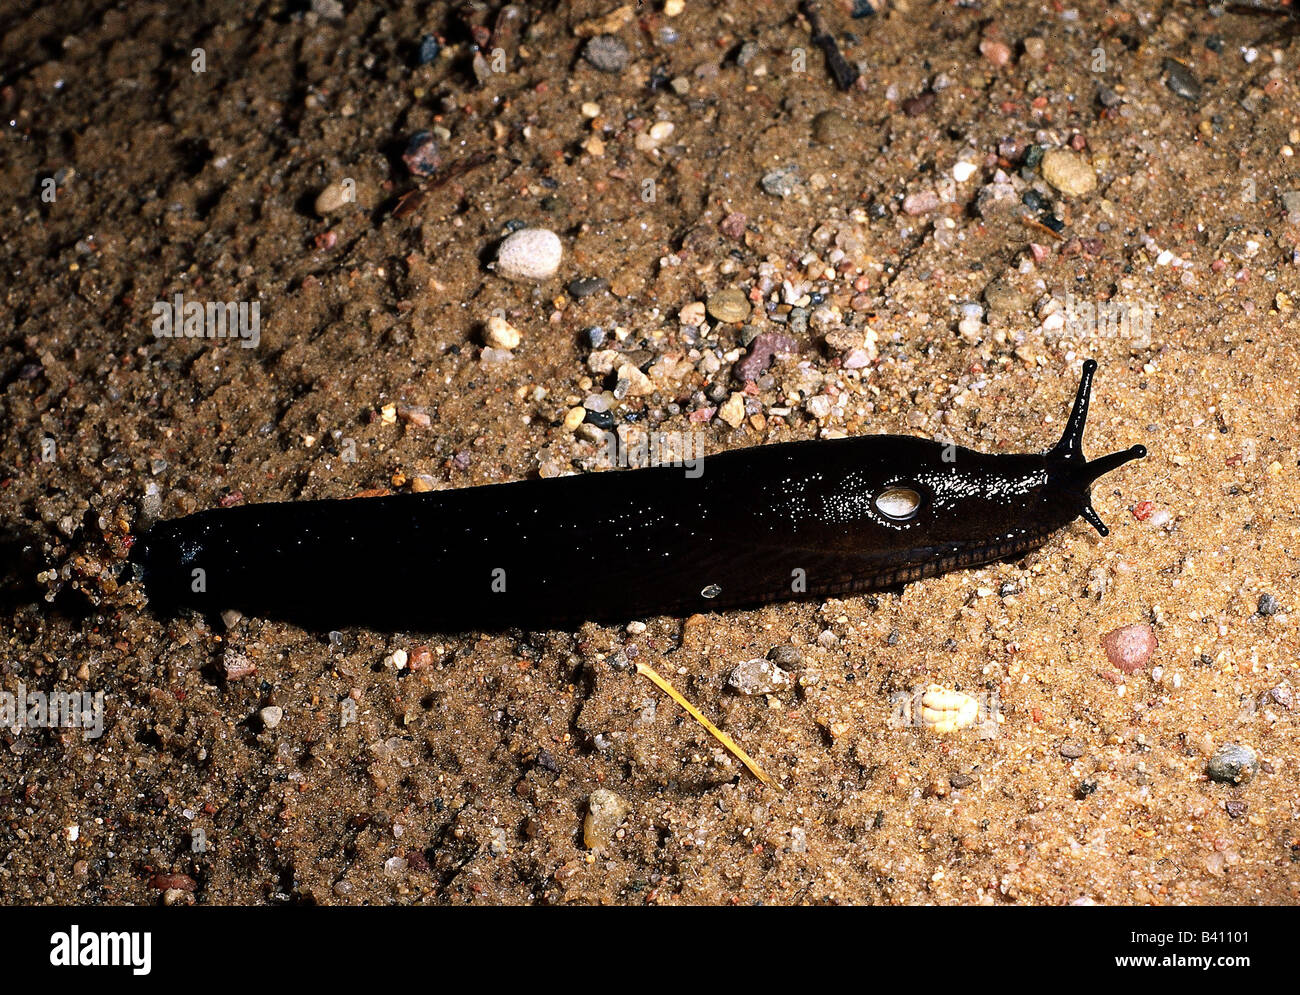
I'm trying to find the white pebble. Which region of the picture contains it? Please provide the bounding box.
[952,160,977,183]
[484,315,522,350]
[315,180,355,216]
[495,228,563,281]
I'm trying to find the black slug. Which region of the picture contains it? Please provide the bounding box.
[131,359,1145,631]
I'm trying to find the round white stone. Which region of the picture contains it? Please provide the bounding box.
[495,228,563,281]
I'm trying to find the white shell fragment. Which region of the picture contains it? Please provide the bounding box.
[875,486,921,520]
[919,685,979,733]
[891,684,996,736]
[495,228,563,281]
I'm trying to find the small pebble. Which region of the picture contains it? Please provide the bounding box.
[706,288,751,323]
[495,228,562,281]
[727,658,791,695]
[1100,622,1157,673]
[811,109,854,146]
[719,212,746,239]
[734,331,797,382]
[902,190,941,215]
[397,404,430,429]
[760,165,801,198]
[568,276,608,298]
[900,91,935,116]
[767,645,803,668]
[222,649,256,681]
[979,38,1011,67]
[416,34,441,66]
[260,705,283,730]
[484,315,521,350]
[1207,744,1259,784]
[1163,58,1202,101]
[1257,592,1280,616]
[583,789,629,848]
[1060,740,1085,759]
[717,392,746,428]
[583,35,629,73]
[1281,191,1300,225]
[983,278,1030,313]
[314,180,354,216]
[401,131,440,177]
[1039,148,1097,198]
[616,362,654,397]
[1267,683,1294,711]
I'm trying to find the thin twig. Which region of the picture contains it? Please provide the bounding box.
[636,660,777,787]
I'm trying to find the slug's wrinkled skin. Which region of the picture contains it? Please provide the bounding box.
[131,360,1145,632]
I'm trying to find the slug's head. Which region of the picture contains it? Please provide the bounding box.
[1044,358,1146,536]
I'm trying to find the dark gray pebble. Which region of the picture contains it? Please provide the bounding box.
[417,35,441,66]
[1097,84,1122,108]
[1163,58,1202,101]
[1257,592,1280,616]
[1207,744,1258,784]
[767,645,803,668]
[1022,189,1048,212]
[568,276,608,299]
[760,165,801,198]
[949,772,975,789]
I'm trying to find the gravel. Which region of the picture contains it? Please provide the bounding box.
[1207,744,1259,784]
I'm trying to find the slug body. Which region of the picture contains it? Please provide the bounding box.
[132,360,1145,631]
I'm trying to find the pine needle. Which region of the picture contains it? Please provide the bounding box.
[635,660,776,787]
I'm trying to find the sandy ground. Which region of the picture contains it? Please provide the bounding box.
[1,0,1298,904]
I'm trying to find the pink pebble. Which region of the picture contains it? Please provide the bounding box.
[903,190,941,215]
[980,39,1011,67]
[1101,623,1158,674]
